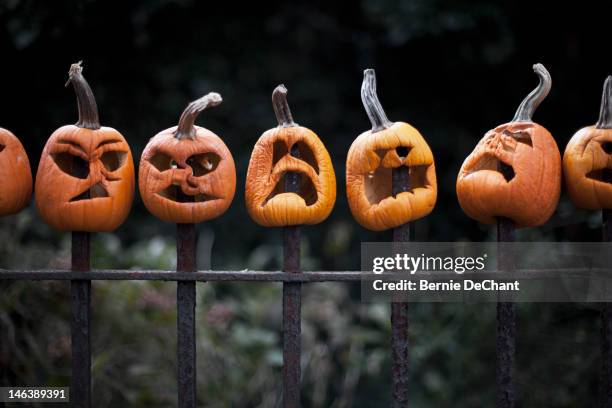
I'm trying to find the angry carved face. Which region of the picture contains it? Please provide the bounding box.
[139,126,236,223]
[35,125,135,231]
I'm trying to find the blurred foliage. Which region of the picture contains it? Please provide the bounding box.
[0,0,610,406]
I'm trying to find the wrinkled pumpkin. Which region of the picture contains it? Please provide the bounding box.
[346,69,437,231]
[0,127,32,216]
[35,62,135,231]
[457,63,561,227]
[245,84,336,226]
[563,76,612,209]
[139,92,236,223]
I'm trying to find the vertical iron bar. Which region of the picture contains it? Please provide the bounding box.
[601,207,612,407]
[283,144,302,408]
[496,217,516,408]
[177,188,197,408]
[391,163,410,407]
[71,154,91,408]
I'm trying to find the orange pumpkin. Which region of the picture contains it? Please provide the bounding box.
[563,76,612,209]
[35,62,135,231]
[457,63,561,227]
[139,93,236,223]
[346,69,437,231]
[245,85,336,226]
[0,127,32,216]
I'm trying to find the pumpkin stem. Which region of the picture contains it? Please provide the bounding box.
[65,61,100,130]
[511,63,552,123]
[174,92,223,140]
[272,85,296,127]
[596,76,612,129]
[361,69,393,133]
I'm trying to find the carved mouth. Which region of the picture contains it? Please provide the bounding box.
[586,168,612,184]
[467,153,515,182]
[70,182,109,202]
[363,147,432,205]
[263,171,318,206]
[156,186,219,203]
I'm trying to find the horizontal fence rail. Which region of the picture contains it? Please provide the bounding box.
[3,266,612,407]
[1,268,610,281]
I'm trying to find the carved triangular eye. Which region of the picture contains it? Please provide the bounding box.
[189,153,221,176]
[149,152,173,172]
[293,141,319,174]
[52,152,89,179]
[101,150,127,171]
[272,140,288,167]
[0,144,5,153]
[601,142,612,154]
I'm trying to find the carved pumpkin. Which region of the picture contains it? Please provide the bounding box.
[35,62,135,231]
[139,93,236,223]
[0,128,32,216]
[346,69,437,231]
[245,85,336,226]
[563,76,612,209]
[457,63,561,227]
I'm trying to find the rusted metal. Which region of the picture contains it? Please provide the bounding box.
[283,143,302,408]
[391,163,410,407]
[496,217,516,408]
[602,208,612,407]
[71,231,91,408]
[70,154,91,408]
[176,188,197,408]
[1,268,608,282]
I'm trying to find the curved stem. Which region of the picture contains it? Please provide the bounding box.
[272,85,296,127]
[361,69,392,133]
[65,61,100,130]
[174,92,223,140]
[511,63,552,123]
[596,76,612,129]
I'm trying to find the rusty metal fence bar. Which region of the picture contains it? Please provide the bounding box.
[176,222,197,408]
[71,231,91,408]
[602,208,612,407]
[4,267,612,406]
[496,219,516,408]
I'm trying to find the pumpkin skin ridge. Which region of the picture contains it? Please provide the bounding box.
[139,124,236,224]
[35,125,135,232]
[0,127,33,216]
[245,125,336,227]
[346,121,437,231]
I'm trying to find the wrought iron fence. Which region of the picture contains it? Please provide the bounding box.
[2,209,612,407]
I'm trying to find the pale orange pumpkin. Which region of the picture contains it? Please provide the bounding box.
[346,69,437,231]
[0,127,32,216]
[35,62,135,231]
[139,93,236,223]
[563,76,612,209]
[457,63,561,227]
[245,85,336,226]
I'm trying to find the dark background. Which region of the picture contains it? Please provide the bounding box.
[0,0,610,406]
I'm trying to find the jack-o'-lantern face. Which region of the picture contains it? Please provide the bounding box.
[457,64,561,227]
[346,69,437,231]
[139,93,236,223]
[346,122,437,231]
[0,128,32,216]
[563,76,612,209]
[35,62,135,232]
[245,85,336,227]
